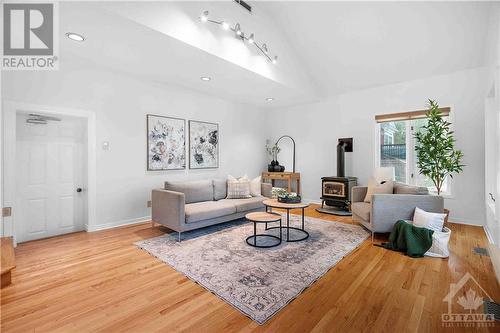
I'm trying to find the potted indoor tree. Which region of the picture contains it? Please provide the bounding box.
[415,99,465,222]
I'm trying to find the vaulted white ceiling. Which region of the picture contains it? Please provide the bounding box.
[259,1,496,96]
[58,1,498,109]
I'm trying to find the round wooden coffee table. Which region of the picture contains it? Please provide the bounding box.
[263,199,310,242]
[245,212,282,248]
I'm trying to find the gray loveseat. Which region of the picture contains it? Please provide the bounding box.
[152,179,272,240]
[351,182,444,240]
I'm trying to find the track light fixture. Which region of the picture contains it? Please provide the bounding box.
[200,10,209,22]
[198,10,278,64]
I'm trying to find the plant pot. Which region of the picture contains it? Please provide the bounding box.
[443,208,450,224]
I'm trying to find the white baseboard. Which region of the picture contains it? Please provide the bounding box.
[484,225,495,244]
[447,217,482,226]
[85,215,151,232]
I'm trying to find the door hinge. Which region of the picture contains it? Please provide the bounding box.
[2,207,12,217]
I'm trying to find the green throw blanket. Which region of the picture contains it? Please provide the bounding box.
[377,220,434,258]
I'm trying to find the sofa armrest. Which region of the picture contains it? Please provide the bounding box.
[351,186,368,203]
[371,194,444,233]
[261,182,272,198]
[152,189,185,232]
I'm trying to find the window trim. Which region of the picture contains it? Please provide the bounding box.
[375,107,451,123]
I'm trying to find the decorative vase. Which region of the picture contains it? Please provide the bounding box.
[268,164,274,172]
[279,165,285,172]
[273,165,281,172]
[271,160,277,167]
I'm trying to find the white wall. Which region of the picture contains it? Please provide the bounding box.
[267,68,490,226]
[2,57,267,231]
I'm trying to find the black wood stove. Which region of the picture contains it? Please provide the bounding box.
[320,138,357,212]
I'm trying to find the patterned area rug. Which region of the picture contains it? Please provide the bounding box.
[135,214,369,324]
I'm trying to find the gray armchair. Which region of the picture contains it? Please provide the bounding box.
[351,182,444,241]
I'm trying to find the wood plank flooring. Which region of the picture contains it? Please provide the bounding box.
[1,204,499,332]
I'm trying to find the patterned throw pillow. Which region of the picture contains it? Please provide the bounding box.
[226,175,252,199]
[363,177,394,203]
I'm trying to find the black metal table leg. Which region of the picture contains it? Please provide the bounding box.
[287,209,290,241]
[302,207,305,230]
[245,215,281,248]
[262,203,309,243]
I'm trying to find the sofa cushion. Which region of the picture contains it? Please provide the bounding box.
[165,180,213,204]
[226,175,251,199]
[185,201,236,224]
[220,196,265,213]
[393,182,429,195]
[351,202,370,221]
[213,179,227,201]
[364,178,394,203]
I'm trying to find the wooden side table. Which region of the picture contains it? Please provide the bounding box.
[261,172,301,195]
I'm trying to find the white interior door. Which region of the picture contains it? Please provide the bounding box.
[15,113,86,243]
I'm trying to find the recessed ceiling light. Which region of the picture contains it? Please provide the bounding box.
[66,32,85,42]
[266,98,274,102]
[200,76,211,81]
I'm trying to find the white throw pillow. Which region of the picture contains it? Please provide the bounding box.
[364,177,394,203]
[226,175,251,199]
[250,176,261,197]
[413,207,446,233]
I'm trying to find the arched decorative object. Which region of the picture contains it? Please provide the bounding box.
[275,135,296,172]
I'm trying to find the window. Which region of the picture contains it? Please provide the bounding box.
[376,108,452,195]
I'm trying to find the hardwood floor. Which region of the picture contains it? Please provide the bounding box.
[1,204,499,332]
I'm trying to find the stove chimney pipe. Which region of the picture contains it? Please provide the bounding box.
[337,141,346,177]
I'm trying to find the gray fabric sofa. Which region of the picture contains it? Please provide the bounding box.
[351,182,444,240]
[152,179,272,240]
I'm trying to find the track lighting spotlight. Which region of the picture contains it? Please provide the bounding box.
[235,23,242,36]
[198,11,278,64]
[200,11,209,22]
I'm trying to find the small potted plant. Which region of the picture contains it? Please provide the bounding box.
[265,143,281,172]
[415,99,465,222]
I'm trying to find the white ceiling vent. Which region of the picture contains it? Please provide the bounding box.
[234,0,252,13]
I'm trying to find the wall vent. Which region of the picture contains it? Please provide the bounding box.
[234,0,252,13]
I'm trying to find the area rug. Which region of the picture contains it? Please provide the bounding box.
[135,214,369,324]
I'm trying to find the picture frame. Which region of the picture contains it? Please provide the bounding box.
[189,120,219,169]
[147,114,186,171]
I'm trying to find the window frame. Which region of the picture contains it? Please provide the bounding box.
[374,111,455,198]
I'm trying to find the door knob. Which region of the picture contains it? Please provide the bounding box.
[76,188,83,193]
